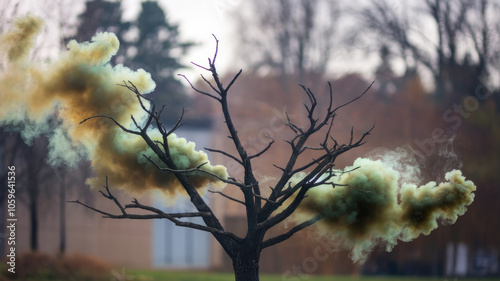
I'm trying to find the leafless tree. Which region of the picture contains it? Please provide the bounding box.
[48,0,81,255]
[0,129,22,256]
[70,37,373,281]
[0,0,56,254]
[356,0,499,101]
[11,136,58,251]
[235,0,340,78]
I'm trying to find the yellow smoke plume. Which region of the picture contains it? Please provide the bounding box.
[291,157,476,263]
[0,15,227,196]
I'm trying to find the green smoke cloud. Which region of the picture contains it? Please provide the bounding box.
[291,157,476,263]
[0,15,228,196]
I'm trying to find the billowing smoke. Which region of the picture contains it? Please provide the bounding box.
[291,157,476,263]
[0,16,227,196]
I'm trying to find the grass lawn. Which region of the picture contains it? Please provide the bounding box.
[127,269,500,281]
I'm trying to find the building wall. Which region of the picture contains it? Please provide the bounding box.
[152,194,212,268]
[151,126,226,269]
[0,121,228,271]
[2,181,152,268]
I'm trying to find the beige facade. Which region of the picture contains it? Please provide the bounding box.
[4,187,153,268]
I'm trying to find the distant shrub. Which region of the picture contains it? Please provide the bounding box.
[1,251,111,281]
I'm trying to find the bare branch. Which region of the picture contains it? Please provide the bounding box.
[289,153,329,175]
[273,164,286,172]
[124,199,210,218]
[285,112,302,134]
[208,190,245,205]
[200,73,222,95]
[248,134,275,160]
[68,196,207,220]
[68,200,115,217]
[252,191,279,205]
[331,81,374,113]
[178,74,221,101]
[262,215,322,249]
[143,155,245,188]
[130,115,141,131]
[166,107,184,136]
[260,116,374,230]
[100,176,126,215]
[226,69,243,92]
[69,180,242,243]
[80,115,140,135]
[326,82,334,115]
[118,81,156,132]
[210,34,220,66]
[204,147,243,166]
[190,61,211,72]
[184,35,261,224]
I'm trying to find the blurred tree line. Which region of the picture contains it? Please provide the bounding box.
[72,0,194,124]
[236,0,500,103]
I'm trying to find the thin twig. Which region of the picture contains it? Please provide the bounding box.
[252,191,279,205]
[331,81,374,113]
[166,107,184,136]
[178,74,221,101]
[143,155,244,188]
[68,180,242,243]
[208,190,245,205]
[80,115,141,135]
[248,135,275,160]
[204,147,243,166]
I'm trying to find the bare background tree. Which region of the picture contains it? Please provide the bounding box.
[234,0,339,78]
[0,129,22,256]
[0,0,70,255]
[355,0,500,101]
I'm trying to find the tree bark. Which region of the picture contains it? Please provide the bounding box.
[232,245,261,281]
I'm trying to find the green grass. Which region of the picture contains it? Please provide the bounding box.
[6,268,499,281]
[127,269,500,281]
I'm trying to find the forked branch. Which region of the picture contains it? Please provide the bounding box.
[68,178,242,243]
[262,215,323,249]
[257,83,374,229]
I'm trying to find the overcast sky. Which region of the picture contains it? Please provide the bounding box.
[4,0,385,80]
[171,1,388,79]
[129,0,380,79]
[155,0,241,78]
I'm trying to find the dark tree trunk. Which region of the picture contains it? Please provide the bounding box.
[59,175,66,255]
[0,201,4,256]
[29,182,38,251]
[233,254,260,281]
[232,240,262,281]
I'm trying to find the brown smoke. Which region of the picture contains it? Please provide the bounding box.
[291,157,476,263]
[0,16,227,197]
